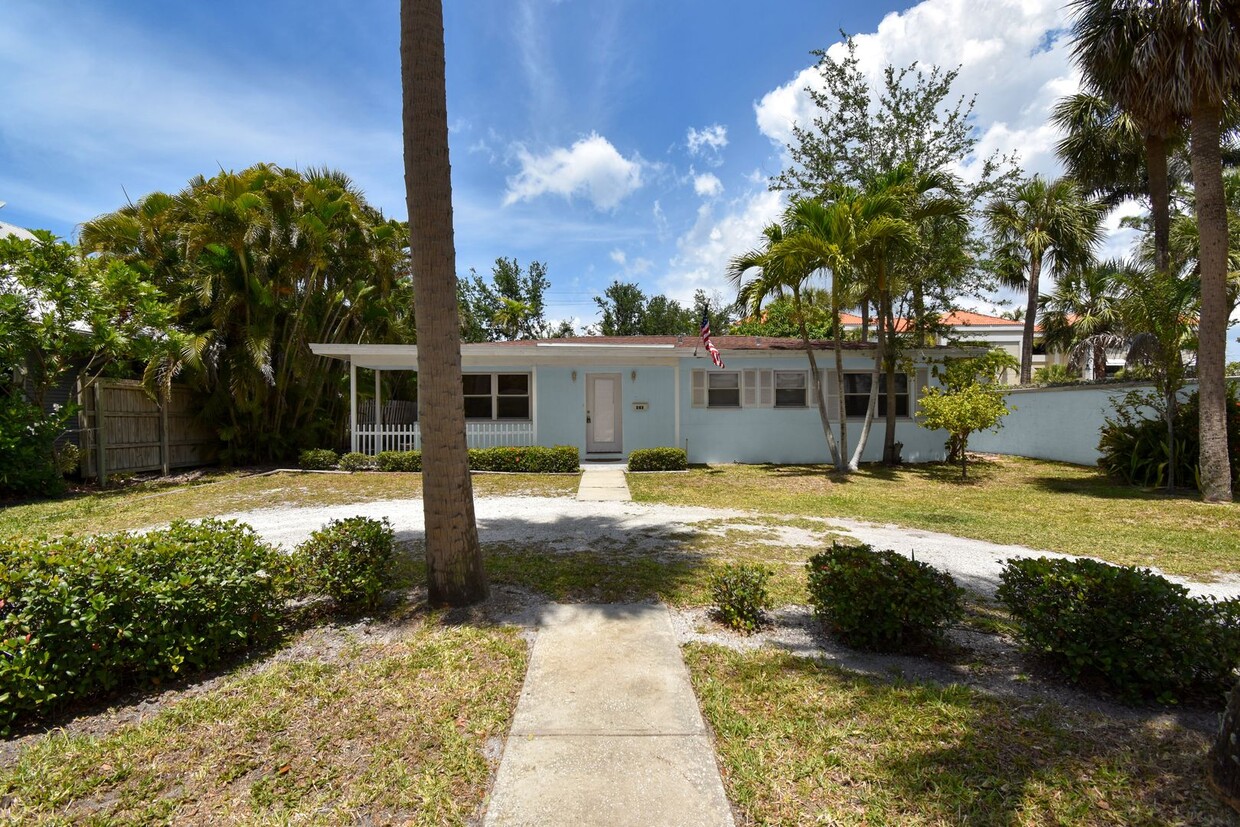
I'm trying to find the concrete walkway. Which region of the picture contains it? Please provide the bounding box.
[483,603,734,827]
[577,465,631,501]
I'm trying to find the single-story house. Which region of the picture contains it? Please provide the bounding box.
[309,336,979,465]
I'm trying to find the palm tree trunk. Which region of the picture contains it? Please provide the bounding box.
[1190,98,1234,503]
[1145,132,1171,276]
[401,0,488,604]
[848,347,882,470]
[1020,256,1041,385]
[882,293,899,465]
[832,287,849,471]
[1165,387,1178,492]
[795,288,841,469]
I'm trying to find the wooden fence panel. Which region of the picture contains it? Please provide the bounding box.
[80,379,218,479]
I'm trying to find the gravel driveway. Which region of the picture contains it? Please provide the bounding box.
[219,495,1240,601]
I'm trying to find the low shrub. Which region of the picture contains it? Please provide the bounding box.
[1097,387,1240,491]
[998,557,1240,704]
[296,516,395,610]
[468,445,579,473]
[298,448,339,471]
[338,451,376,472]
[806,542,964,652]
[0,519,283,734]
[376,450,421,472]
[628,447,688,472]
[710,563,772,634]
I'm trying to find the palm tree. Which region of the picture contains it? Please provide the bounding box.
[1038,261,1126,380]
[401,0,487,605]
[985,176,1106,385]
[1069,0,1240,503]
[730,221,846,470]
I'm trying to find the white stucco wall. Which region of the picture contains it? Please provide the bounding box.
[969,381,1200,466]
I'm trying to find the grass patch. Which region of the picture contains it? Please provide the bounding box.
[687,644,1234,826]
[629,458,1240,578]
[0,610,527,825]
[0,470,578,539]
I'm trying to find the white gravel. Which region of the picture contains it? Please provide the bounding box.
[218,495,1240,601]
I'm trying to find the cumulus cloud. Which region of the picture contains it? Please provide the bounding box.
[504,133,643,210]
[753,0,1078,181]
[686,124,728,166]
[659,188,786,303]
[693,172,723,198]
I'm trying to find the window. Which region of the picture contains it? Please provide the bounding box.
[774,371,807,408]
[461,373,531,420]
[842,373,909,418]
[707,371,741,408]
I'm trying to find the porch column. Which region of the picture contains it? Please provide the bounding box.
[674,362,681,452]
[374,368,383,454]
[349,359,358,453]
[531,366,538,446]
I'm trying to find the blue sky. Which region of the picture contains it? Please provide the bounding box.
[2,0,1236,358]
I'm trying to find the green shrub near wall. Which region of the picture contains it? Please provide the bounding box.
[806,542,964,653]
[998,557,1240,704]
[298,448,339,470]
[372,446,578,473]
[628,447,688,471]
[0,520,284,734]
[338,451,376,472]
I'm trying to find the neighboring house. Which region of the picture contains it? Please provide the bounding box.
[839,310,1071,384]
[310,336,979,465]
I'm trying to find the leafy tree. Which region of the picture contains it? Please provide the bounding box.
[81,164,412,462]
[730,296,836,339]
[1038,260,1126,380]
[401,0,486,605]
[593,281,647,335]
[917,382,1010,479]
[1070,0,1240,503]
[985,175,1106,385]
[459,257,550,342]
[545,318,578,338]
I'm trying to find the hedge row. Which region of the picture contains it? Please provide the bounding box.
[628,447,688,471]
[0,520,286,734]
[367,445,579,473]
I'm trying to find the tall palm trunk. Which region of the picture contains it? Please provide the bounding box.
[1020,255,1042,385]
[1191,98,1234,503]
[831,279,849,471]
[794,287,841,469]
[1145,133,1172,275]
[882,292,900,464]
[401,0,488,604]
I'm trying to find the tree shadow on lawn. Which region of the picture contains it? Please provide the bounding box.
[726,653,1232,826]
[390,509,717,607]
[1026,474,1206,503]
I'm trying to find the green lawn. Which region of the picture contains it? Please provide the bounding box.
[629,457,1240,578]
[0,608,527,826]
[688,644,1236,826]
[0,470,578,539]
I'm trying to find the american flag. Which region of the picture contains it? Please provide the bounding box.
[700,309,724,368]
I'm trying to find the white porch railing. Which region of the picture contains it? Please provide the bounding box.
[353,421,535,454]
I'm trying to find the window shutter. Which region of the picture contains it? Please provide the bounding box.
[758,369,774,407]
[691,369,706,407]
[822,369,839,417]
[742,369,758,407]
[914,367,930,413]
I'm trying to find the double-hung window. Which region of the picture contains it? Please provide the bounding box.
[461,373,531,420]
[774,370,807,408]
[706,371,741,408]
[842,373,909,417]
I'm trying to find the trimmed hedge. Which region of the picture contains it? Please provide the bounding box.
[469,445,579,473]
[0,520,283,734]
[372,445,578,473]
[628,447,688,472]
[998,557,1240,704]
[338,451,376,472]
[806,542,964,652]
[296,516,395,610]
[298,448,339,470]
[376,450,421,472]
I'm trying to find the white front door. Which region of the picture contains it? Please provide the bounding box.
[586,373,622,453]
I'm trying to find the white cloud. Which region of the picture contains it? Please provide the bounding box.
[504,133,644,210]
[609,248,627,265]
[659,188,786,304]
[686,124,729,167]
[753,0,1078,181]
[693,172,723,198]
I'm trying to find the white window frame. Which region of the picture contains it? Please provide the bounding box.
[842,372,912,419]
[773,370,808,408]
[462,372,532,421]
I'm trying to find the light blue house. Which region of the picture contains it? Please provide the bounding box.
[310,336,971,464]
